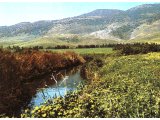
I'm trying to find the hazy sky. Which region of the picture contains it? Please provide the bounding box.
[0,2,157,26]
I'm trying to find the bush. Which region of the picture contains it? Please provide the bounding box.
[113,43,160,55]
[21,91,105,118]
[0,49,85,117]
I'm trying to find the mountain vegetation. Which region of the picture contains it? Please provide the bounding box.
[1,3,160,47]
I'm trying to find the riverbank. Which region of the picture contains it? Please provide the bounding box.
[21,52,160,118]
[0,49,85,117]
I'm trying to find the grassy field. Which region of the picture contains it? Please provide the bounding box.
[46,48,113,55]
[125,32,160,44]
[0,35,119,48]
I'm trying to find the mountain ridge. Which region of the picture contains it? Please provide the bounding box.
[0,3,160,47]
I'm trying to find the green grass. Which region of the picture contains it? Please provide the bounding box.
[0,35,119,48]
[46,48,113,55]
[1,32,160,48]
[95,52,160,117]
[125,32,160,44]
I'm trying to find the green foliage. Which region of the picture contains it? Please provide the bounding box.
[111,25,136,39]
[0,21,53,37]
[48,48,113,55]
[113,43,160,55]
[127,4,160,21]
[21,52,160,118]
[98,53,160,117]
[21,91,105,118]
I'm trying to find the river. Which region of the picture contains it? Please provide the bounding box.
[25,66,84,109]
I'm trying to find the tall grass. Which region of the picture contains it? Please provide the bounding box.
[0,49,85,117]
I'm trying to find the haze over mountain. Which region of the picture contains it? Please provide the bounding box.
[0,3,160,47]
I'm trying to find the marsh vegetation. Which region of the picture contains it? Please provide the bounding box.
[0,43,160,118]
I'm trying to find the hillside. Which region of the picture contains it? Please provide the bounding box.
[0,3,160,47]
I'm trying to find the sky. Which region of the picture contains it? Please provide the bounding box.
[0,2,158,26]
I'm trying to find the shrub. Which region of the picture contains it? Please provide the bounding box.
[113,43,160,55]
[0,49,85,117]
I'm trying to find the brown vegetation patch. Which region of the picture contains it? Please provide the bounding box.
[0,49,85,117]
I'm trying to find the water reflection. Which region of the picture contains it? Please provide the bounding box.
[28,66,84,108]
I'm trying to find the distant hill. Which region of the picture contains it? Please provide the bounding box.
[0,21,55,37]
[0,3,160,47]
[78,9,124,17]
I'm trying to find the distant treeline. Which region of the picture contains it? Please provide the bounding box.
[46,45,69,49]
[4,43,160,55]
[46,44,114,49]
[113,43,160,55]
[7,45,44,52]
[6,45,70,52]
[77,44,114,48]
[5,44,114,52]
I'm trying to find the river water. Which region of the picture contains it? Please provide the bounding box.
[27,66,84,108]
